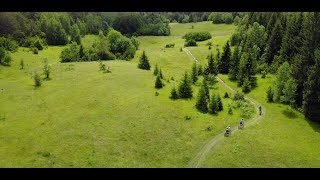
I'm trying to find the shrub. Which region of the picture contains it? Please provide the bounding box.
[99,60,106,71]
[206,125,213,131]
[33,38,44,51]
[170,86,179,100]
[32,47,38,54]
[1,53,12,66]
[32,71,42,87]
[233,91,244,101]
[20,59,24,69]
[180,47,182,52]
[43,59,51,79]
[60,42,80,63]
[0,37,19,51]
[224,92,229,98]
[242,78,251,93]
[183,31,212,42]
[165,43,175,48]
[261,70,267,78]
[267,86,274,102]
[208,46,211,50]
[206,42,212,46]
[228,106,233,115]
[184,39,197,47]
[155,75,163,89]
[184,115,191,120]
[155,91,159,96]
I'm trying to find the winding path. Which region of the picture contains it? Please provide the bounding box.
[183,47,266,168]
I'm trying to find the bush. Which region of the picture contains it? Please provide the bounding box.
[267,86,274,102]
[206,42,212,46]
[224,92,229,98]
[99,60,106,71]
[155,91,159,96]
[184,115,191,120]
[180,47,182,52]
[60,42,80,63]
[1,53,12,66]
[228,106,233,115]
[33,38,44,51]
[184,39,197,47]
[165,43,175,48]
[183,31,212,42]
[261,70,267,78]
[43,59,51,79]
[233,91,244,101]
[32,71,42,87]
[170,86,179,100]
[206,125,213,131]
[20,59,24,69]
[155,75,163,89]
[208,46,211,50]
[0,37,19,51]
[32,47,38,54]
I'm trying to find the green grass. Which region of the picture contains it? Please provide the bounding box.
[200,74,320,167]
[0,22,245,167]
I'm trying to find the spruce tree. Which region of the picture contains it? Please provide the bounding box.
[159,68,163,79]
[178,71,193,99]
[207,53,218,75]
[242,78,251,93]
[191,62,198,84]
[265,19,283,64]
[217,95,223,111]
[202,77,210,99]
[229,45,241,81]
[138,51,151,70]
[197,64,203,75]
[195,86,208,113]
[153,63,159,76]
[209,94,219,114]
[219,41,231,74]
[170,86,179,100]
[267,86,274,102]
[303,48,320,122]
[155,75,163,89]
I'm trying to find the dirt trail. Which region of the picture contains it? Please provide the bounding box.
[183,49,266,168]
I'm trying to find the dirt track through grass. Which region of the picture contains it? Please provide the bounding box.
[184,49,266,168]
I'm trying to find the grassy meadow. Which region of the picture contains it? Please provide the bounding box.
[1,21,320,167]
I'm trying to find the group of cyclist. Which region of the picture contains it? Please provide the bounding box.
[225,106,262,136]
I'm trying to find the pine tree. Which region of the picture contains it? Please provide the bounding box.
[178,71,193,99]
[195,86,208,113]
[191,62,198,84]
[219,41,231,74]
[207,53,218,75]
[209,94,219,114]
[215,49,221,68]
[155,75,163,89]
[159,68,163,79]
[138,51,151,70]
[153,63,159,76]
[170,86,179,100]
[202,77,210,99]
[303,48,320,122]
[197,64,203,75]
[217,95,223,111]
[229,45,241,80]
[70,24,81,45]
[237,48,257,88]
[265,19,283,64]
[242,78,251,93]
[79,44,84,60]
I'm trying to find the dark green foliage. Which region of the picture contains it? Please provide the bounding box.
[79,44,85,60]
[202,77,210,99]
[159,68,164,79]
[228,106,233,115]
[229,45,241,80]
[242,78,251,93]
[99,60,106,72]
[184,39,197,47]
[219,41,231,74]
[33,38,43,51]
[131,36,139,50]
[206,125,213,131]
[32,71,42,87]
[70,24,81,45]
[209,12,235,24]
[197,64,203,75]
[32,47,38,54]
[43,59,51,79]
[195,86,208,113]
[94,31,115,60]
[217,95,223,111]
[261,70,267,78]
[170,86,179,100]
[60,42,80,63]
[138,51,151,70]
[180,47,182,52]
[191,62,198,84]
[0,37,19,51]
[0,47,5,65]
[209,94,219,114]
[206,74,218,87]
[153,64,159,76]
[107,29,136,60]
[20,58,24,69]
[184,115,191,120]
[303,49,320,122]
[183,31,212,42]
[224,92,229,98]
[233,91,245,101]
[155,75,163,89]
[45,19,68,45]
[267,86,274,102]
[155,92,159,96]
[178,71,193,99]
[265,20,283,64]
[208,46,211,50]
[275,62,291,101]
[1,53,12,66]
[281,77,297,109]
[165,43,175,48]
[207,53,218,76]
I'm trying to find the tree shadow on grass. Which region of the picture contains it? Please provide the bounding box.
[305,117,320,134]
[282,109,298,119]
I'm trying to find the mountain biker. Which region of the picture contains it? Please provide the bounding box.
[240,118,244,126]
